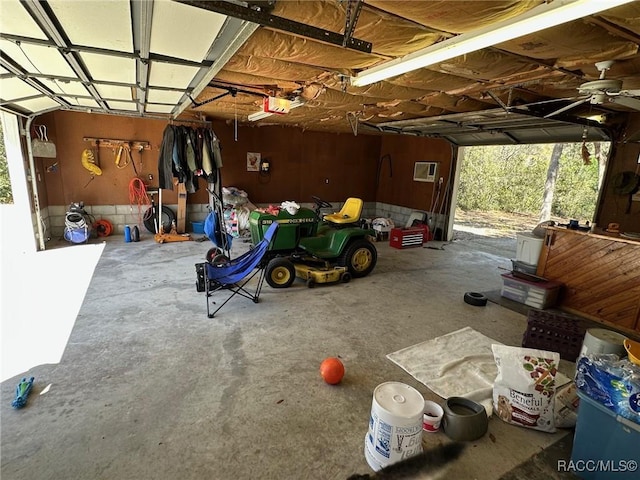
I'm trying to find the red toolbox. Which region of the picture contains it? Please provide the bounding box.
[389,227,427,249]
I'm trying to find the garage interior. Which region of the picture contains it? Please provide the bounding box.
[2,1,640,479]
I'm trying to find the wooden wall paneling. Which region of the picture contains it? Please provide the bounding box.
[538,228,640,333]
[302,132,339,200]
[49,111,169,206]
[42,111,454,214]
[208,123,380,204]
[377,134,452,210]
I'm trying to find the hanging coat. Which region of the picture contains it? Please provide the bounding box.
[211,129,223,169]
[194,128,204,172]
[203,129,217,184]
[158,125,175,190]
[179,126,196,193]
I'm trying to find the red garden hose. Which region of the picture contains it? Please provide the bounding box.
[93,219,113,237]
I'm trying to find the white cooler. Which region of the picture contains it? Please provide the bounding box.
[516,232,544,266]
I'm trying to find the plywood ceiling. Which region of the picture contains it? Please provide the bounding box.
[1,1,639,144]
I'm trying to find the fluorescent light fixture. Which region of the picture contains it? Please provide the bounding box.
[247,110,273,121]
[247,96,305,121]
[351,0,634,87]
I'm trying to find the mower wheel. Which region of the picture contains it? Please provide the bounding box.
[266,258,296,289]
[339,239,377,278]
[341,272,352,283]
[212,254,230,266]
[306,278,316,288]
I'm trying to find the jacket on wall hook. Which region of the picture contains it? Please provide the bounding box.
[157,125,222,192]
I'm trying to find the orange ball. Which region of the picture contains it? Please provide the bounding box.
[320,357,345,385]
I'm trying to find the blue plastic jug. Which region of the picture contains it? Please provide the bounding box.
[124,225,131,243]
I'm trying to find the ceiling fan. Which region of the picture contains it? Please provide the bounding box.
[544,61,640,118]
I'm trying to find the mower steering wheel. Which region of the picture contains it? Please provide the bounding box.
[312,196,333,209]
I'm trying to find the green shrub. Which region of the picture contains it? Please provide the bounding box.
[458,143,606,220]
[0,122,13,204]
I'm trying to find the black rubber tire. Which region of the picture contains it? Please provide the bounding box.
[464,292,488,307]
[341,272,352,283]
[338,239,377,278]
[211,254,230,266]
[206,247,224,262]
[306,278,316,288]
[266,258,296,289]
[143,206,176,233]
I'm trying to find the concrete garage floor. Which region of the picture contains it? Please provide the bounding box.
[1,232,579,480]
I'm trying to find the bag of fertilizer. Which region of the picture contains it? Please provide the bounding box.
[492,344,560,433]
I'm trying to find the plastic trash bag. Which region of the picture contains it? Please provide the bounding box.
[575,354,640,425]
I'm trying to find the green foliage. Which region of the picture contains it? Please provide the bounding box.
[0,121,14,204]
[551,143,602,219]
[458,142,607,220]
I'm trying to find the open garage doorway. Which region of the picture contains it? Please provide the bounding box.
[451,141,610,258]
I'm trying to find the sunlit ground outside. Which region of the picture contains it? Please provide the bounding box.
[0,203,104,382]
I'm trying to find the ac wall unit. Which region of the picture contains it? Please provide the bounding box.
[414,162,438,182]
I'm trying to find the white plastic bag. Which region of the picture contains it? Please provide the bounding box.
[280,201,300,215]
[32,125,57,158]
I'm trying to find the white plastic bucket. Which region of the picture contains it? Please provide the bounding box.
[579,328,627,360]
[516,232,544,266]
[364,382,424,471]
[363,435,384,471]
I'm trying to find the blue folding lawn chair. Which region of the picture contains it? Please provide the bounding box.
[195,222,279,318]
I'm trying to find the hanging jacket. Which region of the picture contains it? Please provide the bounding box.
[203,129,217,184]
[185,128,197,173]
[210,129,223,169]
[173,126,186,184]
[158,125,175,190]
[179,126,196,193]
[202,131,213,178]
[194,128,204,172]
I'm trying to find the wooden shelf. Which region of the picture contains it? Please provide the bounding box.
[83,137,151,150]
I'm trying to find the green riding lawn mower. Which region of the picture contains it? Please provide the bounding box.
[249,196,377,288]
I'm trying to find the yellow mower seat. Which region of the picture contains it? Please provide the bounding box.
[324,198,363,225]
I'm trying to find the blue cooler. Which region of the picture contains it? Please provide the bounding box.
[571,391,640,479]
[191,221,205,234]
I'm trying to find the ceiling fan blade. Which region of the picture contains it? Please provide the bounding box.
[543,97,590,118]
[608,96,640,111]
